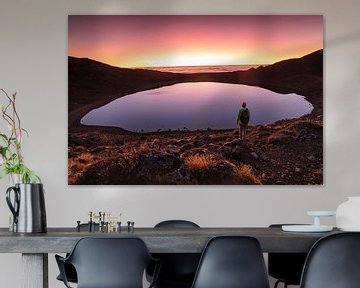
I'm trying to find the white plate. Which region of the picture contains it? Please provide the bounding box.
[338,227,360,232]
[307,211,336,217]
[282,225,333,232]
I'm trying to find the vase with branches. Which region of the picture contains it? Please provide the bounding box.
[0,88,40,184]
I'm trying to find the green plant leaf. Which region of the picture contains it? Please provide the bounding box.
[0,133,8,142]
[21,128,29,137]
[1,146,8,158]
[17,164,41,184]
[28,170,41,184]
[0,168,9,179]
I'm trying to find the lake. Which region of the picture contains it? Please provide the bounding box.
[81,82,313,132]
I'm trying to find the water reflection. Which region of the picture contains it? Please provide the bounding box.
[81,82,313,132]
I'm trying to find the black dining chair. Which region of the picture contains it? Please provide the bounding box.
[56,262,77,284]
[147,220,201,288]
[191,236,270,288]
[55,237,161,288]
[300,232,360,288]
[56,223,99,284]
[268,224,308,288]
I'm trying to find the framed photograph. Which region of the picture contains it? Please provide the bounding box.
[68,15,323,185]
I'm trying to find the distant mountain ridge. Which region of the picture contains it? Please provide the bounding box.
[258,49,323,76]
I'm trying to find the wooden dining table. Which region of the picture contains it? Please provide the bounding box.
[0,226,339,288]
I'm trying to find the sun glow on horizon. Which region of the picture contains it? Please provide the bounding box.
[70,49,316,69]
[140,53,242,67]
[69,15,323,68]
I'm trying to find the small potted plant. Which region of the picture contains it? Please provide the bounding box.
[0,88,46,233]
[0,89,40,183]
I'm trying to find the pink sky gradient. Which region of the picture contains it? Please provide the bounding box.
[68,15,323,68]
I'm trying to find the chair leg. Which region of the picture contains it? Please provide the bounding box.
[274,280,289,288]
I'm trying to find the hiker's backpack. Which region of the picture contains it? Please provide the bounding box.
[240,108,250,124]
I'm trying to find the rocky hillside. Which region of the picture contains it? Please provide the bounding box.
[69,116,323,185]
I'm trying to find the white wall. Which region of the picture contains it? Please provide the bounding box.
[0,0,360,287]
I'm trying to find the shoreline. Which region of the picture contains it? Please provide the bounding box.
[69,79,322,135]
[69,49,323,134]
[69,80,185,133]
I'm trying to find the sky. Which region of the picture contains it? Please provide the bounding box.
[68,15,323,68]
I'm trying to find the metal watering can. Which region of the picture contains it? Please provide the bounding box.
[6,183,47,233]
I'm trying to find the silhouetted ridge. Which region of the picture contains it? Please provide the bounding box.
[68,56,187,111]
[254,49,323,77]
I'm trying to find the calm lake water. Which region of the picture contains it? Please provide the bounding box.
[81,82,313,132]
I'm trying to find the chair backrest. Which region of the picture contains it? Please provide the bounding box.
[300,232,360,288]
[191,236,270,288]
[152,220,201,282]
[268,224,308,285]
[155,220,200,228]
[67,237,154,288]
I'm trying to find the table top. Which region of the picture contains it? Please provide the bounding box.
[0,227,339,254]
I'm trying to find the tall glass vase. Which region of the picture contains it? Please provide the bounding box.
[9,173,22,186]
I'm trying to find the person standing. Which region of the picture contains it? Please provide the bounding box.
[237,102,250,140]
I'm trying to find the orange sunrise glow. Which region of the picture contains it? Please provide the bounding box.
[68,15,323,68]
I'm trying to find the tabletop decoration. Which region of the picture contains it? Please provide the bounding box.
[282,211,335,233]
[0,89,40,183]
[0,88,46,233]
[336,197,360,231]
